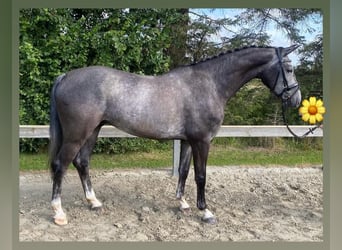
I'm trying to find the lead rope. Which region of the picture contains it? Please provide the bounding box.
[281,103,321,138]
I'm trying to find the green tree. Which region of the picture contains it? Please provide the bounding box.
[166,8,189,68]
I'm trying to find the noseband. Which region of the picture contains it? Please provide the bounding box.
[272,48,300,105]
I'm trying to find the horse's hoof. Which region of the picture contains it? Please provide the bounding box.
[201,208,216,224]
[87,197,103,211]
[91,205,103,211]
[201,216,217,224]
[54,216,68,226]
[178,197,190,214]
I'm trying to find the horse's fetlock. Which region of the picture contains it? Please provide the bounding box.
[197,200,207,210]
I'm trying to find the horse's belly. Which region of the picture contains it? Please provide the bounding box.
[113,120,185,140]
[107,109,185,140]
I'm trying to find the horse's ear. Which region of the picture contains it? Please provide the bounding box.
[282,44,300,57]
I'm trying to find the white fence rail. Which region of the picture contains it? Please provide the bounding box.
[19,125,323,175]
[19,125,323,138]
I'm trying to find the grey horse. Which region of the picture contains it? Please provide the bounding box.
[49,45,301,225]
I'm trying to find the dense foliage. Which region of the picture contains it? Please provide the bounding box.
[19,8,323,153]
[19,8,183,152]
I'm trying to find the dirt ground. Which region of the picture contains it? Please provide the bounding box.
[19,165,323,242]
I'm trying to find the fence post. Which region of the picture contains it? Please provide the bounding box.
[172,140,181,176]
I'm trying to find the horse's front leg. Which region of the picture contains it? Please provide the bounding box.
[191,140,216,224]
[176,140,192,213]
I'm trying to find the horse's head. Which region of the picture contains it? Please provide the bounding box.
[259,45,301,108]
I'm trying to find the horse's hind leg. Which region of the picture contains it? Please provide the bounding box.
[176,140,192,212]
[51,142,82,225]
[73,126,102,210]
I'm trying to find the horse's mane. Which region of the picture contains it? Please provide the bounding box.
[187,45,275,66]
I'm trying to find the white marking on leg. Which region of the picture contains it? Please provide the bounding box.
[203,208,214,220]
[202,208,216,224]
[51,197,68,225]
[179,197,190,211]
[86,189,102,209]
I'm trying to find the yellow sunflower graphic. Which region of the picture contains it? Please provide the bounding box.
[299,97,326,125]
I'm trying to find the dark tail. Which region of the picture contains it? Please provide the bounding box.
[48,74,66,173]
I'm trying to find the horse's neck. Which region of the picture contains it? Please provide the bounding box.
[197,48,275,101]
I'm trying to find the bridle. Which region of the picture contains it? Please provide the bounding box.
[271,48,300,104]
[272,48,320,138]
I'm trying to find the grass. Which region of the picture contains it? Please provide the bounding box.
[208,144,322,166]
[19,143,323,171]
